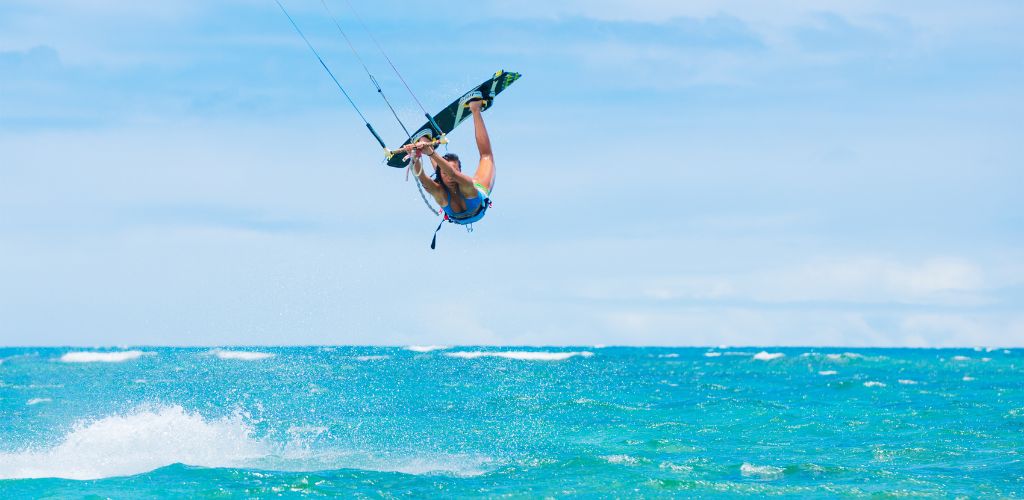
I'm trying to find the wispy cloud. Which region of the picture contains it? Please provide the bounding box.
[0,0,1021,346]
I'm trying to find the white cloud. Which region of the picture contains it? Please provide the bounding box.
[600,307,1024,347]
[577,256,994,307]
[750,257,987,304]
[899,314,1024,347]
[485,0,1022,36]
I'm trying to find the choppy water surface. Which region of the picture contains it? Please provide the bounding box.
[0,347,1021,496]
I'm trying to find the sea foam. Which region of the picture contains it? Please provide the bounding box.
[740,462,785,479]
[0,404,494,481]
[405,345,448,352]
[210,350,274,361]
[753,351,785,361]
[0,405,265,480]
[446,351,594,361]
[60,351,151,363]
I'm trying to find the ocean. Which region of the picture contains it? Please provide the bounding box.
[0,347,1021,497]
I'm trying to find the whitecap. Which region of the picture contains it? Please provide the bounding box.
[818,370,838,376]
[601,454,642,466]
[0,410,493,478]
[0,405,266,480]
[405,345,447,353]
[60,351,151,363]
[704,352,722,358]
[740,462,784,479]
[962,375,975,381]
[863,381,887,388]
[210,350,274,361]
[658,353,679,358]
[952,355,971,361]
[753,351,784,361]
[659,461,693,473]
[26,398,51,406]
[354,355,388,361]
[981,358,992,362]
[446,351,594,361]
[898,379,918,385]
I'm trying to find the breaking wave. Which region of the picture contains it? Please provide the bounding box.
[60,351,151,363]
[0,405,492,481]
[210,350,274,361]
[446,351,594,361]
[405,345,448,352]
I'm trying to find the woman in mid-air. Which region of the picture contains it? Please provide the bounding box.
[406,95,494,225]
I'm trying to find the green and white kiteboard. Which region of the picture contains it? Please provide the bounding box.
[386,70,521,168]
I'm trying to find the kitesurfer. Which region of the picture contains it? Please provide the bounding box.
[406,96,494,225]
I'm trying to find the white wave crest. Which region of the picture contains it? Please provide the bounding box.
[26,398,51,406]
[601,454,644,466]
[60,351,151,363]
[863,381,887,388]
[898,379,918,385]
[354,355,388,361]
[210,350,274,361]
[446,351,594,361]
[818,370,838,376]
[753,351,785,361]
[405,345,448,352]
[704,352,722,357]
[0,406,494,481]
[0,406,265,480]
[740,462,785,479]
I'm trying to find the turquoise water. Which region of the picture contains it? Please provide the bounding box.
[0,347,1021,497]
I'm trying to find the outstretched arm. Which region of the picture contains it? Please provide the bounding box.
[410,151,446,205]
[467,99,495,192]
[470,101,492,159]
[428,150,477,194]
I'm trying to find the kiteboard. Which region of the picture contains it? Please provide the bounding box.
[386,70,521,168]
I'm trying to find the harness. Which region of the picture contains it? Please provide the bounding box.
[430,185,492,249]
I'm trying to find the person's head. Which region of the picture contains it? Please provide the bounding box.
[443,153,461,171]
[434,153,461,184]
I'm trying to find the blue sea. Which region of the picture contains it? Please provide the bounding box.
[0,347,1021,497]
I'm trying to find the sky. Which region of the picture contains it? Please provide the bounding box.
[1,0,1022,347]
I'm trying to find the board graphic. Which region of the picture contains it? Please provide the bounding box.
[386,70,521,168]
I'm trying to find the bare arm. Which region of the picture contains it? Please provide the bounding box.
[428,151,477,194]
[470,102,492,160]
[410,153,446,205]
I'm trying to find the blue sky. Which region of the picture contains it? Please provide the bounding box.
[1,0,1022,346]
